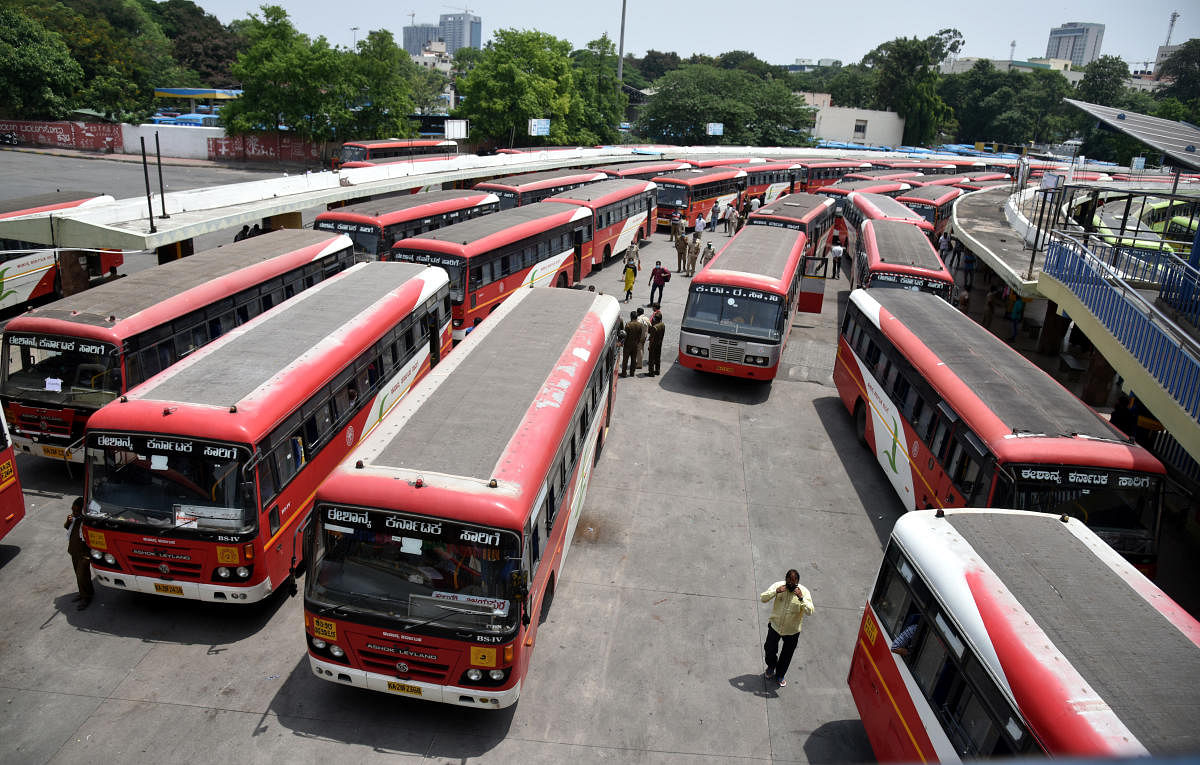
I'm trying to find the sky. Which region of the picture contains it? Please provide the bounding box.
[198,0,1199,70]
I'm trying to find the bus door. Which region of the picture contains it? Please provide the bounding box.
[425,312,441,366]
[572,227,585,283]
[798,255,827,313]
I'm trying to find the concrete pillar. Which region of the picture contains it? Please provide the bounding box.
[55,251,90,296]
[1082,350,1116,407]
[156,238,195,264]
[1037,300,1070,355]
[264,211,303,230]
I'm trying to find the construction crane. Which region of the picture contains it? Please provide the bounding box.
[1165,10,1180,47]
[443,4,475,14]
[1009,40,1016,62]
[407,11,416,25]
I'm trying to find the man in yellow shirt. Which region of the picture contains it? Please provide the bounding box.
[760,569,814,687]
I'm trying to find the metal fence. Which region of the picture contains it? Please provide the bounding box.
[1044,235,1200,420]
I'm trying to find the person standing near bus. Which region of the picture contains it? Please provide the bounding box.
[620,311,643,377]
[830,237,845,279]
[686,237,700,276]
[649,261,670,307]
[760,568,814,687]
[700,241,716,268]
[669,210,683,242]
[696,212,706,237]
[647,310,666,376]
[674,234,688,273]
[64,497,93,610]
[622,260,637,303]
[962,248,976,291]
[727,207,740,235]
[636,307,651,370]
[1008,293,1025,342]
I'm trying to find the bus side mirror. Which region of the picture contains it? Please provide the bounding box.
[510,570,528,600]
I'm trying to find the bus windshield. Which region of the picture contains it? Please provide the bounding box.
[905,203,937,224]
[339,145,367,164]
[868,273,954,302]
[2,335,120,408]
[657,183,690,210]
[309,509,521,637]
[315,221,382,257]
[683,286,785,342]
[495,190,518,210]
[392,250,465,302]
[1010,467,1161,555]
[87,435,254,533]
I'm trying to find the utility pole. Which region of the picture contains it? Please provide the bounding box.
[1165,10,1179,47]
[617,0,627,82]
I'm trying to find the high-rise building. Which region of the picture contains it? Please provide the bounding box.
[439,13,482,56]
[403,24,441,56]
[1045,22,1105,67]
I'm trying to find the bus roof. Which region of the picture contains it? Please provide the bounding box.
[896,509,1200,755]
[541,178,655,207]
[394,203,590,256]
[92,262,441,442]
[699,225,804,291]
[343,138,454,148]
[314,190,498,226]
[0,190,108,219]
[592,160,691,176]
[474,169,607,192]
[5,229,350,342]
[894,185,964,204]
[320,287,620,529]
[853,289,1154,459]
[651,167,749,185]
[861,221,942,270]
[750,193,834,224]
[853,193,929,223]
[822,179,910,195]
[844,169,925,180]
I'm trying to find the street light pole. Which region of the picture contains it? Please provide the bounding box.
[616,0,627,82]
[351,26,359,48]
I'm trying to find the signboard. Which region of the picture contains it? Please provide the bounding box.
[706,122,724,136]
[1131,156,1146,171]
[527,119,550,137]
[444,119,468,140]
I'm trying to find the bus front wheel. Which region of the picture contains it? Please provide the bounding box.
[854,401,869,449]
[556,273,568,289]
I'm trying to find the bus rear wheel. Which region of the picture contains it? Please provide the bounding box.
[556,273,568,289]
[854,401,869,448]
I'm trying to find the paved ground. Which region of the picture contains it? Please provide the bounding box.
[0,227,900,764]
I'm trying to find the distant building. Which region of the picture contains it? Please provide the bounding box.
[1045,22,1104,67]
[812,106,903,149]
[1154,43,1181,77]
[412,40,454,75]
[439,13,481,56]
[940,54,1156,93]
[797,92,832,108]
[403,24,440,56]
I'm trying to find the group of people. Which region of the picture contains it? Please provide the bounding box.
[620,306,666,377]
[233,223,271,242]
[673,232,715,279]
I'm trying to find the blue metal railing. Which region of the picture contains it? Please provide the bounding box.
[1044,235,1200,420]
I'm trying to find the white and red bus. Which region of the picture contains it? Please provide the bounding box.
[473,170,607,210]
[916,173,1005,188]
[335,139,458,169]
[849,508,1200,762]
[592,160,692,180]
[544,179,656,266]
[743,161,806,206]
[393,202,594,339]
[0,409,25,541]
[844,193,935,245]
[834,288,1167,572]
[674,156,760,168]
[302,286,621,708]
[818,179,914,241]
[678,225,809,380]
[852,220,955,300]
[843,169,926,183]
[0,191,123,313]
[652,167,747,230]
[1,230,357,463]
[80,261,452,603]
[314,190,500,259]
[871,160,957,175]
[794,160,872,192]
[893,185,963,241]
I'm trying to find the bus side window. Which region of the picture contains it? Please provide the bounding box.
[930,419,951,463]
[869,552,911,636]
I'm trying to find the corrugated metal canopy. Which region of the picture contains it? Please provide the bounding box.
[1065,98,1200,171]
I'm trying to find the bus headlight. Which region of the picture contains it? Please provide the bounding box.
[103,553,116,565]
[235,566,250,578]
[90,549,104,560]
[329,644,345,658]
[686,346,708,357]
[216,567,231,579]
[488,669,505,681]
[466,668,483,682]
[311,637,327,650]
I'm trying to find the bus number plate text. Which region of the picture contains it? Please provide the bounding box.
[42,446,65,459]
[154,583,184,596]
[387,681,422,696]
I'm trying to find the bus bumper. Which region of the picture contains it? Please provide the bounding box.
[12,435,83,464]
[92,570,275,603]
[308,654,521,709]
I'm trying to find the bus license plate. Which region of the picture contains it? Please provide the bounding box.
[41,446,65,459]
[715,365,734,373]
[387,681,422,696]
[154,583,184,596]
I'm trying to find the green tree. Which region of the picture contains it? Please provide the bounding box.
[411,67,449,114]
[1075,55,1129,106]
[639,49,680,81]
[635,64,810,146]
[827,64,878,108]
[139,0,246,87]
[716,50,781,80]
[1155,38,1200,121]
[452,28,578,146]
[0,8,83,118]
[347,30,416,138]
[864,29,962,145]
[619,54,648,89]
[570,34,627,144]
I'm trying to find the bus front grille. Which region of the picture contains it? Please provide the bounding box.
[708,339,745,363]
[360,648,451,682]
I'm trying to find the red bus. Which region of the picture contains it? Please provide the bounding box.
[674,156,760,168]
[1,230,357,463]
[849,508,1200,762]
[834,288,1167,571]
[916,173,1008,188]
[743,161,805,206]
[543,179,657,266]
[0,191,123,313]
[851,220,954,301]
[473,170,607,210]
[817,179,914,241]
[302,286,621,708]
[652,167,747,230]
[335,139,458,169]
[870,160,956,175]
[843,169,926,183]
[592,160,692,179]
[843,192,935,245]
[745,192,838,304]
[953,178,1011,192]
[893,185,963,240]
[794,160,872,192]
[678,225,810,379]
[81,261,452,603]
[0,409,25,541]
[314,190,500,259]
[393,202,594,339]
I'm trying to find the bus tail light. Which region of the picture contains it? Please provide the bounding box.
[242,543,254,561]
[503,644,514,663]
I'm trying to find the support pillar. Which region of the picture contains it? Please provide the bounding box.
[1082,350,1116,407]
[1036,300,1070,356]
[156,238,195,264]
